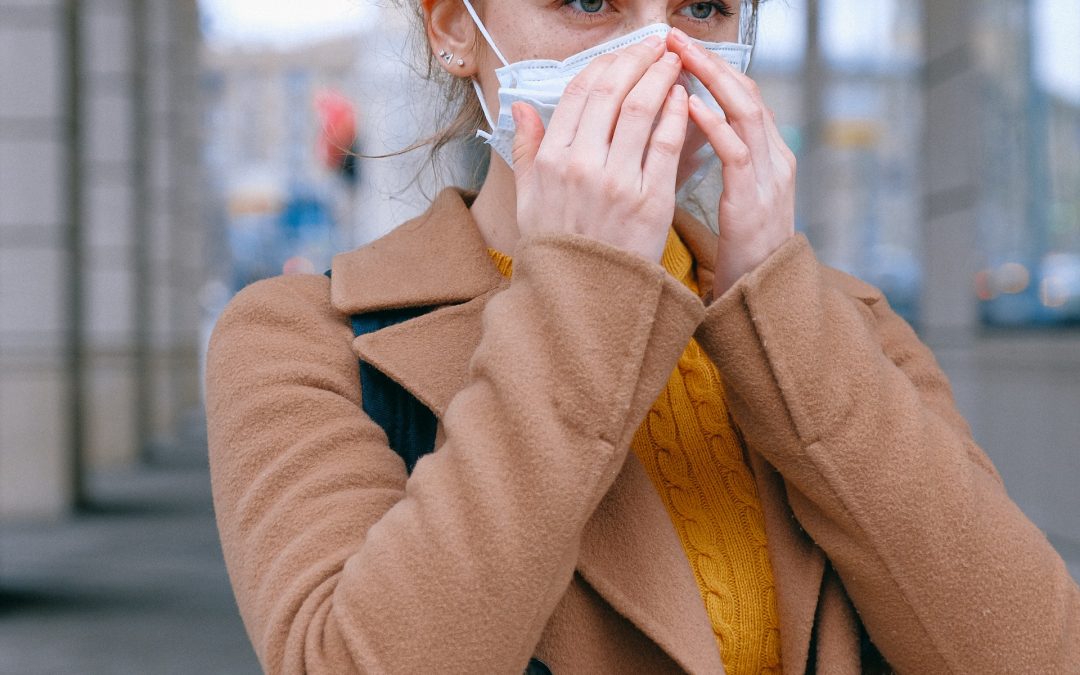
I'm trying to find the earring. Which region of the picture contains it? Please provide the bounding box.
[456,58,465,66]
[439,49,453,64]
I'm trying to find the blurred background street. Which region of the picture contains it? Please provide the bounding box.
[1,0,1078,672]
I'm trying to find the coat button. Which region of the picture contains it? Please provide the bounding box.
[524,657,552,675]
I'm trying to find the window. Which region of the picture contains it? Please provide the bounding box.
[754,0,924,323]
[975,0,1080,325]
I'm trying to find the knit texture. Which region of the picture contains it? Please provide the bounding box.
[488,230,782,674]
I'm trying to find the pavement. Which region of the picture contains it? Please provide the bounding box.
[0,453,261,675]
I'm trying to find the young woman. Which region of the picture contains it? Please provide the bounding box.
[204,0,1080,672]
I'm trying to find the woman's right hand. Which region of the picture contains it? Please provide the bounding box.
[510,36,688,265]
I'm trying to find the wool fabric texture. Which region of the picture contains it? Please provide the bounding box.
[205,188,1080,674]
[488,229,783,674]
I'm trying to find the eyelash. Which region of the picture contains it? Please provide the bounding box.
[684,1,735,21]
[558,0,735,23]
[558,0,610,22]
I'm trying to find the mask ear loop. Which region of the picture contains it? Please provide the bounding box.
[460,0,510,68]
[460,0,511,138]
[472,80,496,140]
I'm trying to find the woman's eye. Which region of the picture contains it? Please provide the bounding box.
[567,0,605,13]
[678,2,733,20]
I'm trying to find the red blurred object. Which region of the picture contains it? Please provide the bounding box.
[315,88,358,173]
[283,255,317,275]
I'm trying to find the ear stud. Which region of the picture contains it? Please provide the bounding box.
[439,49,454,64]
[456,58,465,66]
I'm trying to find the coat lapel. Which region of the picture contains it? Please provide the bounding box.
[331,189,825,673]
[328,187,505,315]
[575,452,728,673]
[748,453,825,674]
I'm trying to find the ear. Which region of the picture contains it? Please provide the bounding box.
[422,0,480,77]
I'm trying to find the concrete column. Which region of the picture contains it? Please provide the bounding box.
[0,0,205,521]
[144,0,205,459]
[795,0,827,248]
[0,0,73,518]
[81,0,139,469]
[920,1,982,340]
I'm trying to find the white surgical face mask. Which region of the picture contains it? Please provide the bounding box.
[461,0,756,193]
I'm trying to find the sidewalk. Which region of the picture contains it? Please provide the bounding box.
[0,456,260,674]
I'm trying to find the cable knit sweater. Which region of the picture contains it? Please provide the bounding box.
[488,229,782,674]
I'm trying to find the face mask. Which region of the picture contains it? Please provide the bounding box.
[460,0,755,193]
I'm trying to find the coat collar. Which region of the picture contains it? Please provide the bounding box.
[329,187,722,314]
[329,187,506,314]
[330,187,825,673]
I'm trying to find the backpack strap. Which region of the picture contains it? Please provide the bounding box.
[325,271,553,674]
[325,269,438,475]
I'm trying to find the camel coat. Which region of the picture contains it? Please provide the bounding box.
[205,188,1079,674]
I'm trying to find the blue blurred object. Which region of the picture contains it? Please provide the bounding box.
[978,253,1080,327]
[224,182,340,290]
[277,185,340,276]
[865,243,922,325]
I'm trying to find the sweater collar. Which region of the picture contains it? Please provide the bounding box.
[489,226,700,292]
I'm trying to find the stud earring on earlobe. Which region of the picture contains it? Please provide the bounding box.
[456,58,465,66]
[439,49,454,64]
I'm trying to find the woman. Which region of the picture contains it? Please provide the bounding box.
[204,0,1080,672]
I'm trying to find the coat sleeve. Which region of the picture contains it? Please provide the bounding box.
[693,233,1080,674]
[204,233,705,675]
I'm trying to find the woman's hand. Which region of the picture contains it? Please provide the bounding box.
[667,27,797,299]
[510,37,689,264]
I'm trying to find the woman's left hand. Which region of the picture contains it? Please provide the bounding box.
[667,27,797,300]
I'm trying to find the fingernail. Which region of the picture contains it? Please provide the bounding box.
[662,52,680,64]
[669,28,689,45]
[645,35,663,48]
[672,84,687,98]
[688,94,703,108]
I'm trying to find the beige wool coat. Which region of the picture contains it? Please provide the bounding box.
[205,187,1080,674]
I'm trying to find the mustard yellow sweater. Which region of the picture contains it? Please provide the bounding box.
[488,230,782,674]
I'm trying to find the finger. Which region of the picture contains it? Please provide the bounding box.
[571,35,667,161]
[541,53,618,150]
[511,102,545,177]
[674,124,710,188]
[762,106,797,175]
[688,93,756,201]
[741,82,792,176]
[641,85,689,193]
[674,104,712,188]
[607,52,683,169]
[669,30,772,181]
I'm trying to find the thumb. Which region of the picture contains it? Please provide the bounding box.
[510,102,544,176]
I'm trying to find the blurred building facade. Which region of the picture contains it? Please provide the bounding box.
[0,0,205,519]
[201,34,361,294]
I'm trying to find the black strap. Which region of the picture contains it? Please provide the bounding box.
[325,269,438,475]
[325,270,555,673]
